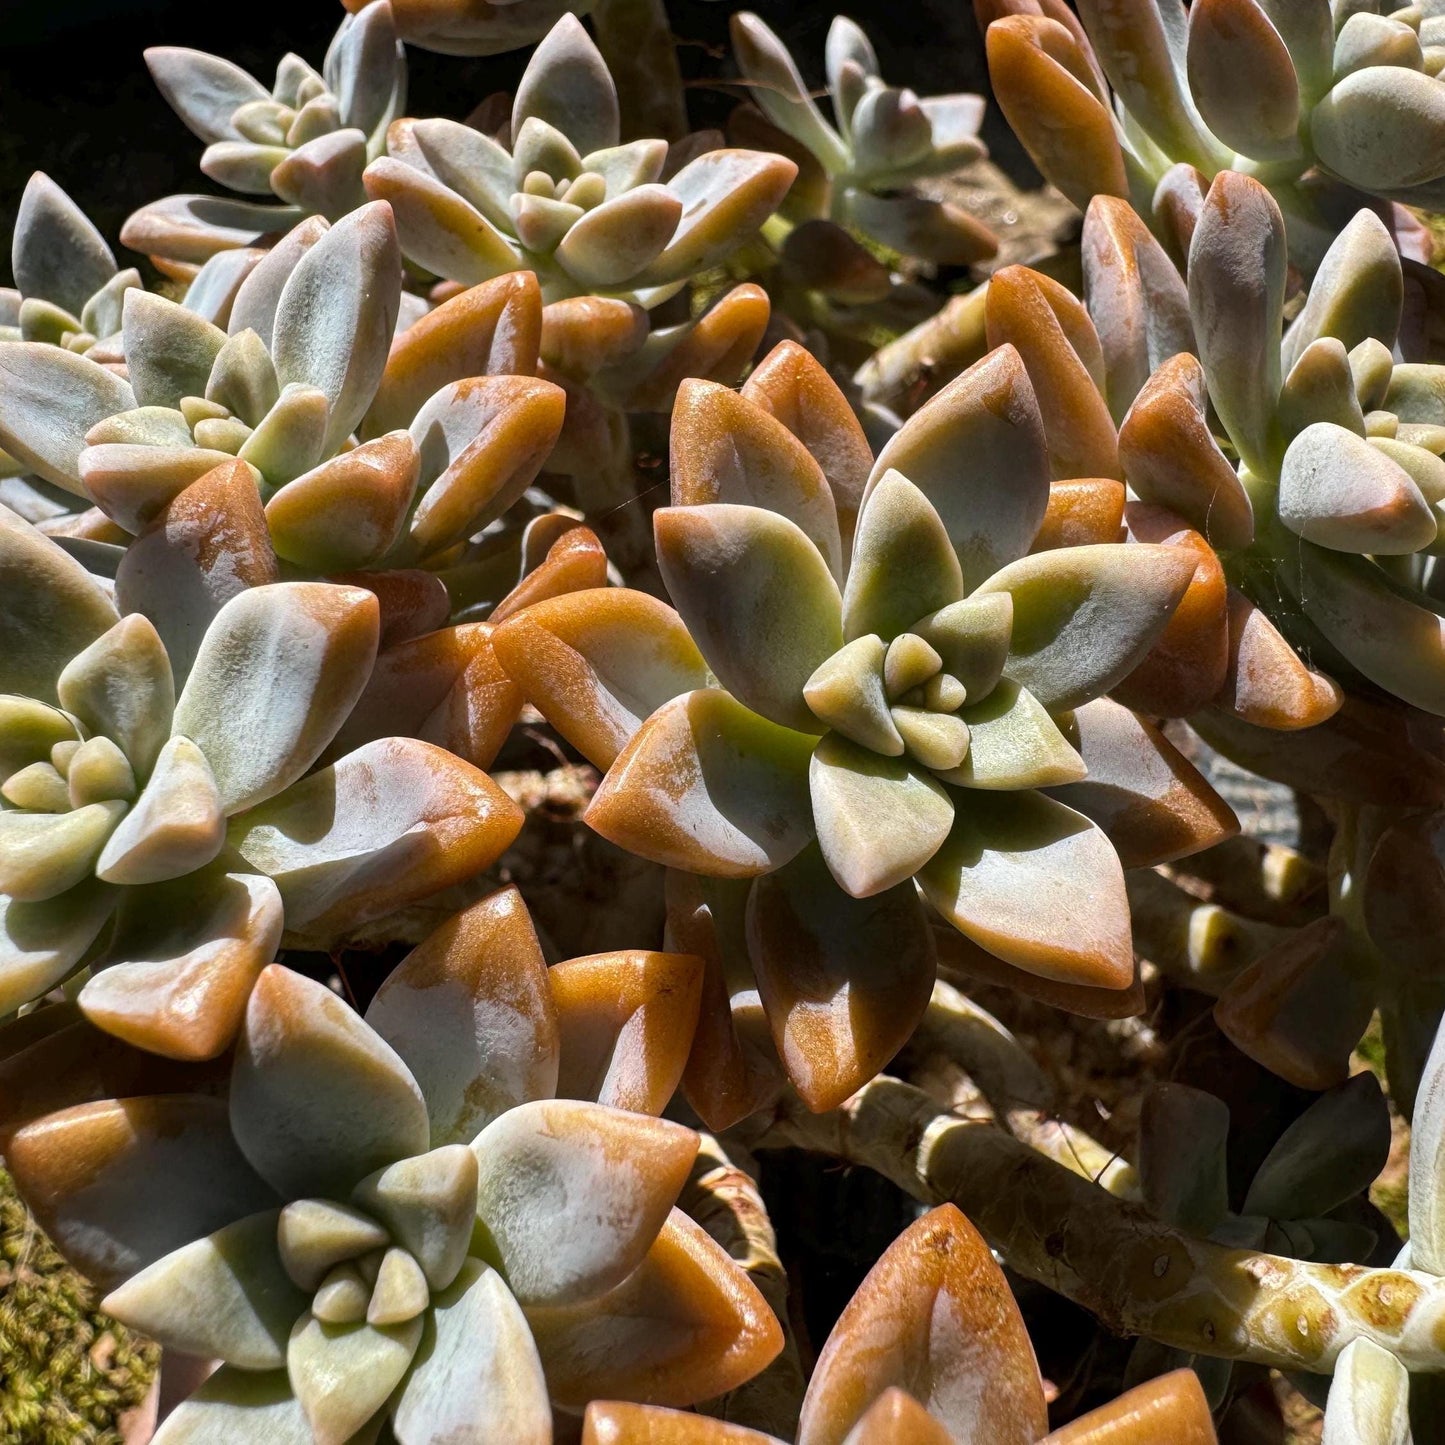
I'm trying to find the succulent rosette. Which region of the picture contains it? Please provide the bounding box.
[0,507,523,1060]
[123,2,406,269]
[340,0,592,57]
[580,1204,1217,1444]
[363,16,797,307]
[729,13,998,269]
[5,889,779,1442]
[493,340,1236,1119]
[0,203,565,590]
[979,0,1445,272]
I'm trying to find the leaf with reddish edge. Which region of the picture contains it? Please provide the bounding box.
[490,588,708,771]
[747,844,936,1112]
[524,1209,784,1408]
[585,690,816,880]
[796,1204,1046,1445]
[366,886,559,1146]
[550,950,704,1116]
[1048,699,1237,870]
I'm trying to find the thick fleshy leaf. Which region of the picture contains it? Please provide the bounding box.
[741,339,874,550]
[1313,66,1445,191]
[13,172,116,317]
[172,581,379,813]
[228,216,330,346]
[91,734,223,885]
[1280,422,1436,553]
[1412,1008,1445,1272]
[1365,813,1445,978]
[656,504,841,733]
[976,544,1194,711]
[289,1310,422,1445]
[1186,0,1300,161]
[80,868,281,1060]
[0,343,134,493]
[490,588,707,770]
[747,844,935,1111]
[366,887,559,1146]
[843,471,963,643]
[119,194,305,267]
[582,1402,779,1444]
[985,17,1128,213]
[985,265,1119,480]
[804,635,902,757]
[1282,209,1402,375]
[943,679,1084,791]
[1213,917,1375,1090]
[667,872,786,1133]
[56,613,173,779]
[79,442,246,536]
[102,1209,304,1368]
[363,157,521,287]
[149,1368,312,1443]
[797,1204,1046,1445]
[123,289,227,410]
[352,1145,479,1292]
[391,1258,552,1445]
[730,13,848,169]
[0,882,117,1016]
[588,689,816,878]
[637,149,798,288]
[1081,196,1194,423]
[1214,587,1342,730]
[1049,700,1236,868]
[6,1095,277,1290]
[1188,172,1286,475]
[1319,1339,1411,1445]
[0,511,118,705]
[865,347,1050,589]
[0,800,122,902]
[1041,1369,1215,1443]
[524,1209,783,1408]
[550,950,703,1116]
[471,1097,697,1306]
[912,594,1014,702]
[490,524,608,624]
[1118,353,1254,550]
[513,14,620,156]
[265,430,419,572]
[669,379,842,577]
[273,201,402,453]
[919,790,1133,989]
[1292,543,1445,716]
[1244,1072,1390,1222]
[276,1198,389,1290]
[541,295,648,379]
[556,185,683,288]
[842,1390,953,1445]
[145,45,270,143]
[1110,507,1229,717]
[365,271,543,438]
[407,375,566,556]
[326,620,522,771]
[810,734,954,899]
[113,459,279,683]
[229,738,525,940]
[231,963,429,1199]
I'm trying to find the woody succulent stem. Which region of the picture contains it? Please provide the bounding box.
[753,1075,1445,1374]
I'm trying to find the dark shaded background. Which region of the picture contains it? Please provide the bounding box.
[0,0,1030,286]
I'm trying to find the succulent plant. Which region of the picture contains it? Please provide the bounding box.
[0,509,523,1059]
[1,173,141,360]
[4,889,781,1442]
[579,1203,1218,1444]
[0,204,567,594]
[729,13,998,269]
[341,0,593,57]
[364,16,797,307]
[123,3,406,269]
[980,0,1437,271]
[492,339,1237,1117]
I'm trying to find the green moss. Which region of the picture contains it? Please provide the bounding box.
[0,1168,157,1444]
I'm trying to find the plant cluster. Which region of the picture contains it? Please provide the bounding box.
[6,1,1445,1442]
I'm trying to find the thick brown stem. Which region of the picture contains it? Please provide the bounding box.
[755,1077,1445,1374]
